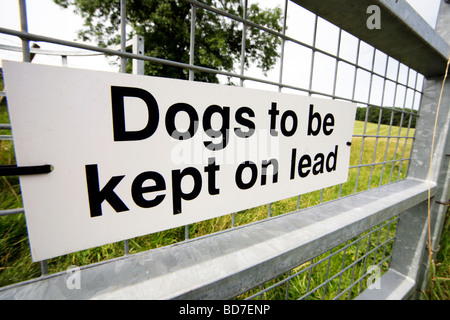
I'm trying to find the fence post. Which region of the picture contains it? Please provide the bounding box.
[416,0,450,297]
[131,35,144,75]
[389,0,450,299]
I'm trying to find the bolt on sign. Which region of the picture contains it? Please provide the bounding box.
[3,61,356,262]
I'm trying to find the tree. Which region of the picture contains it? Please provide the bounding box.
[54,0,283,83]
[355,106,417,128]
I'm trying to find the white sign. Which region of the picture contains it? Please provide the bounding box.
[3,61,356,261]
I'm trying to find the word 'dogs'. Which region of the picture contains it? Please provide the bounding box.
[3,61,356,261]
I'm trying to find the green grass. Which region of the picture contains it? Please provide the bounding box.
[353,119,415,137]
[421,208,450,300]
[236,217,398,300]
[0,106,448,299]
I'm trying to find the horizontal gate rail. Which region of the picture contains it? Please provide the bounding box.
[294,0,450,77]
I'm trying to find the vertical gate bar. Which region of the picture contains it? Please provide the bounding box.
[382,61,401,181]
[185,225,190,241]
[380,219,395,267]
[358,228,374,293]
[329,26,342,203]
[332,29,342,98]
[131,35,145,75]
[330,27,342,199]
[40,260,48,276]
[240,0,248,87]
[227,1,246,224]
[336,240,349,297]
[397,104,414,180]
[321,249,333,299]
[347,237,362,299]
[18,0,30,63]
[308,15,318,95]
[120,0,127,73]
[352,40,362,103]
[392,68,411,173]
[119,0,129,255]
[18,0,51,275]
[377,53,392,186]
[277,0,289,92]
[368,108,382,189]
[385,62,402,182]
[354,104,368,194]
[184,3,198,240]
[373,226,383,265]
[403,71,420,178]
[285,270,291,300]
[189,4,196,81]
[353,40,365,194]
[338,184,343,198]
[307,15,319,203]
[388,67,411,183]
[305,257,314,300]
[366,46,379,190]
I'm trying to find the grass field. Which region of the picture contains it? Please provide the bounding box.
[0,95,448,299]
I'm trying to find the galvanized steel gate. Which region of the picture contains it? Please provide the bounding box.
[0,0,449,299]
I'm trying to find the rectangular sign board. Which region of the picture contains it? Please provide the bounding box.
[3,61,356,261]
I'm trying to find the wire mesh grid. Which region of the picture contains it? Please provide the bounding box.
[177,0,423,238]
[0,0,424,292]
[236,216,399,300]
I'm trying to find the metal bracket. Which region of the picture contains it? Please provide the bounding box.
[436,200,450,206]
[0,164,53,176]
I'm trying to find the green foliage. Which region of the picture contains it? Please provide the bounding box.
[355,106,418,129]
[422,209,450,300]
[53,0,283,82]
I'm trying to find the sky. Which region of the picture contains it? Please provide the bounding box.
[0,0,443,107]
[0,0,115,71]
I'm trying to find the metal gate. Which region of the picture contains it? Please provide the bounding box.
[0,0,449,300]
